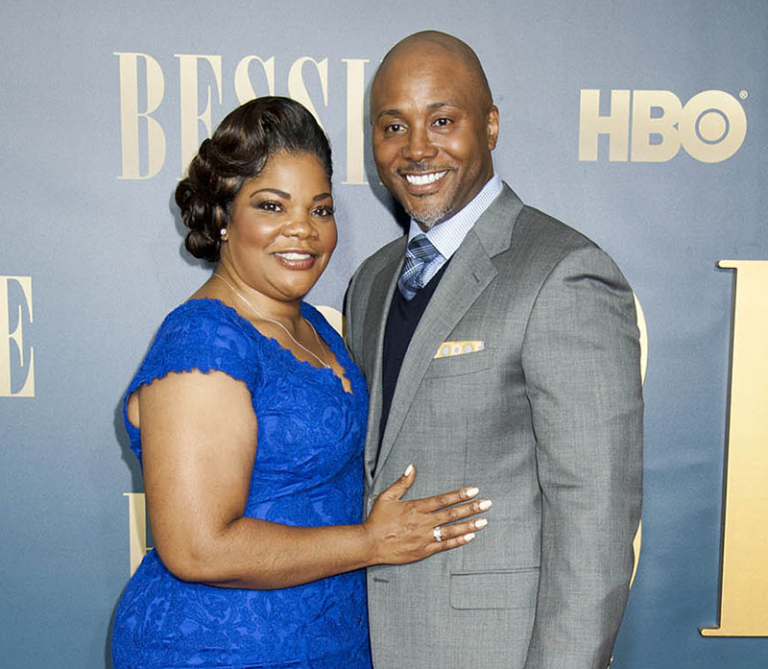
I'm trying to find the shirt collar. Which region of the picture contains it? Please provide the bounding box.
[407,174,503,260]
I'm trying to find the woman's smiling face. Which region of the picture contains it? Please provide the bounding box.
[220,150,337,305]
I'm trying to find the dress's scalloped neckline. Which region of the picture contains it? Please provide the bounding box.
[188,298,355,396]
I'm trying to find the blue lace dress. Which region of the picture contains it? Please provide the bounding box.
[112,299,372,669]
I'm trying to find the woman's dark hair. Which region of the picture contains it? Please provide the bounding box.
[175,96,332,261]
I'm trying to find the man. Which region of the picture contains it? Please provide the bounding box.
[345,31,643,669]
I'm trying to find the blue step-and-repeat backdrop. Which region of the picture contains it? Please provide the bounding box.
[1,1,766,667]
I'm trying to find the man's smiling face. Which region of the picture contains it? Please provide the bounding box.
[370,41,498,231]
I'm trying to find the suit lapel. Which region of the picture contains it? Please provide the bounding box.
[362,245,405,485]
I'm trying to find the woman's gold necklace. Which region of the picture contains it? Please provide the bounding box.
[213,273,331,370]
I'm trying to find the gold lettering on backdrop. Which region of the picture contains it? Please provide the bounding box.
[630,91,682,163]
[116,55,379,179]
[176,55,223,173]
[124,493,150,577]
[578,89,630,162]
[0,276,34,398]
[701,260,768,637]
[316,306,343,336]
[679,92,747,163]
[234,56,276,104]
[115,53,167,180]
[342,59,369,185]
[287,57,329,129]
[579,90,747,163]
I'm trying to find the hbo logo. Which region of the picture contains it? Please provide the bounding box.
[578,89,747,163]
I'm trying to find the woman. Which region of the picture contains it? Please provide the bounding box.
[112,97,489,669]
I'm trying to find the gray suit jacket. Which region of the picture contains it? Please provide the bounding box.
[345,185,643,669]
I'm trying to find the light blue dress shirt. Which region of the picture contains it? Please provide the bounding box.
[406,174,503,286]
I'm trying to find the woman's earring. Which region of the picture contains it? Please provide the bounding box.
[220,228,227,239]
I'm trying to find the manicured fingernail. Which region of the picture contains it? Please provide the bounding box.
[475,518,488,529]
[463,532,476,542]
[465,486,479,498]
[404,464,414,477]
[478,499,493,511]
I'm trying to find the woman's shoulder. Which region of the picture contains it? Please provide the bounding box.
[155,298,252,345]
[129,299,260,393]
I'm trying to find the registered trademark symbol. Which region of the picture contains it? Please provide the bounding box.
[740,90,748,100]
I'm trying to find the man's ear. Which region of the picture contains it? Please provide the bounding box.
[486,105,500,151]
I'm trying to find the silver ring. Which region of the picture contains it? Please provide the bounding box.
[433,527,443,543]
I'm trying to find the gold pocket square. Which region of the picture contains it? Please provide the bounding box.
[433,340,486,359]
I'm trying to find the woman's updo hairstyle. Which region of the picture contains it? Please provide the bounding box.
[175,96,332,262]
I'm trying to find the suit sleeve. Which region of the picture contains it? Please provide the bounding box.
[521,244,643,669]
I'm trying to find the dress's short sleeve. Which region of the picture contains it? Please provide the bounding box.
[123,300,260,458]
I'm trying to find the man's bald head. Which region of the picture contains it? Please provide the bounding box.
[373,31,493,113]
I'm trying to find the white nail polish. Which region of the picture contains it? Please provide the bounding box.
[475,518,488,529]
[404,463,414,477]
[464,532,476,542]
[465,486,479,498]
[478,499,493,511]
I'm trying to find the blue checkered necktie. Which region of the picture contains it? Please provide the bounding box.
[397,234,441,300]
